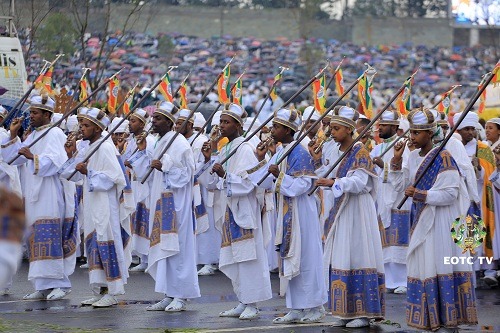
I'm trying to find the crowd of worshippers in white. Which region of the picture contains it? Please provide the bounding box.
[2,93,500,331]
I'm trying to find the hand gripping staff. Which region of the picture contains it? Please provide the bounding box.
[378,84,462,159]
[396,68,498,209]
[307,69,420,195]
[140,58,235,184]
[189,58,239,146]
[244,66,289,136]
[216,64,330,170]
[7,68,123,165]
[65,66,179,180]
[0,54,64,127]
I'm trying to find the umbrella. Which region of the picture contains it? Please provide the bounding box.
[0,86,8,96]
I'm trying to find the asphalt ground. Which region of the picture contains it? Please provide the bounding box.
[0,262,499,333]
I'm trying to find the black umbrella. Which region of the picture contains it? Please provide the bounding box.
[0,86,7,96]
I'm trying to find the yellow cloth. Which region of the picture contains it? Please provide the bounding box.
[217,137,229,151]
[477,140,496,258]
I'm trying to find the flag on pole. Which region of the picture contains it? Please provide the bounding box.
[492,63,500,87]
[231,76,242,106]
[179,82,188,109]
[270,73,282,102]
[396,76,413,115]
[312,74,326,113]
[437,89,454,116]
[478,77,488,114]
[158,74,174,102]
[217,65,230,104]
[79,77,90,102]
[35,67,54,95]
[358,73,373,118]
[108,77,119,114]
[123,87,135,115]
[334,68,345,96]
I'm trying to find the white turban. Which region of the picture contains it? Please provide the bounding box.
[453,112,479,130]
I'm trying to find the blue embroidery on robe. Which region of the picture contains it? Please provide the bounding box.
[407,272,478,330]
[150,192,177,247]
[329,268,385,318]
[85,231,122,281]
[29,218,63,262]
[62,217,78,258]
[381,209,410,248]
[221,207,254,248]
[132,202,149,239]
[121,225,130,249]
[410,148,458,232]
[324,144,375,239]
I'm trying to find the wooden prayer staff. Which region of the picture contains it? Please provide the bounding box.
[396,67,498,209]
[307,69,420,195]
[378,85,462,159]
[65,66,179,180]
[216,63,330,169]
[255,68,367,187]
[141,58,235,184]
[8,68,123,165]
[244,66,289,136]
[189,59,239,146]
[325,57,345,91]
[0,54,64,127]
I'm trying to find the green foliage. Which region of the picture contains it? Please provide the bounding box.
[349,0,449,18]
[36,13,77,59]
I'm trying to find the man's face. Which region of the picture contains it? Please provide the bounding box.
[439,123,450,137]
[152,113,172,135]
[29,108,50,128]
[175,119,193,136]
[378,123,397,139]
[270,122,289,143]
[330,124,352,143]
[410,129,432,149]
[457,126,476,144]
[79,118,101,141]
[219,114,239,138]
[128,116,144,135]
[304,119,320,136]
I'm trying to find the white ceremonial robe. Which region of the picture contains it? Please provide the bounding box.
[2,126,74,291]
[370,135,411,289]
[124,133,156,258]
[249,142,327,310]
[0,128,21,196]
[198,136,272,304]
[389,147,477,330]
[59,137,129,295]
[488,171,500,260]
[131,131,200,299]
[322,143,385,320]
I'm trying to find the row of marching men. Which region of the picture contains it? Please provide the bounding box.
[0,91,496,331]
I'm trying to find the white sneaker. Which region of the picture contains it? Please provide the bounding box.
[483,276,499,287]
[300,307,325,323]
[165,298,186,312]
[330,318,349,327]
[92,294,117,307]
[197,264,216,276]
[131,256,140,265]
[346,318,370,328]
[129,263,147,272]
[219,303,246,317]
[146,297,173,311]
[79,263,89,269]
[239,305,259,320]
[81,296,102,306]
[394,286,407,294]
[273,309,303,324]
[23,290,50,300]
[47,288,71,300]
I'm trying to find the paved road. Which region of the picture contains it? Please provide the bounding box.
[0,262,499,332]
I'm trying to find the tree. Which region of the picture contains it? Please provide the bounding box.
[35,13,77,60]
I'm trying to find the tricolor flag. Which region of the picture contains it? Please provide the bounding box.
[437,88,454,116]
[270,73,282,102]
[231,76,242,106]
[396,76,413,115]
[179,82,188,109]
[108,77,119,114]
[493,63,500,87]
[35,66,54,95]
[79,77,90,102]
[312,74,326,113]
[217,65,230,104]
[358,73,374,119]
[334,68,345,96]
[123,86,135,115]
[158,74,174,102]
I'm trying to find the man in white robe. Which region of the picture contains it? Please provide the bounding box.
[249,108,327,324]
[198,103,272,320]
[130,101,200,312]
[2,95,75,301]
[59,107,129,307]
[0,105,21,197]
[123,108,156,272]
